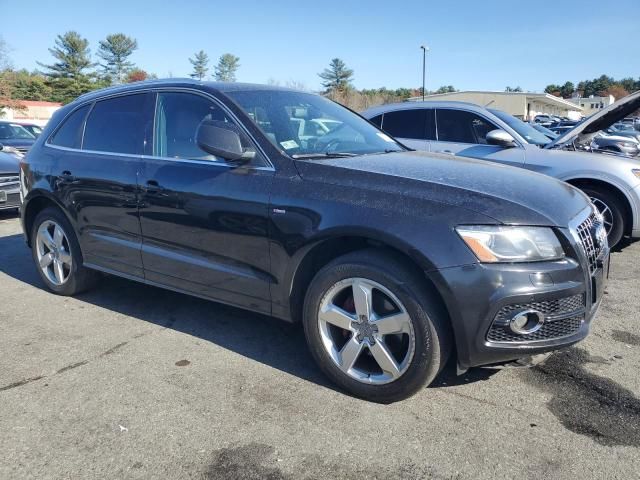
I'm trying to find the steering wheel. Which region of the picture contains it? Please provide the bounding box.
[320,138,342,153]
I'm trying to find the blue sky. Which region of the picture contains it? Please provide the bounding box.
[2,0,639,92]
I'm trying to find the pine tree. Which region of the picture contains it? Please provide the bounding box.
[214,53,240,82]
[97,33,138,84]
[318,58,354,93]
[38,31,94,79]
[189,50,209,80]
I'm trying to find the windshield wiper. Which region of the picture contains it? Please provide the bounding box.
[291,152,359,159]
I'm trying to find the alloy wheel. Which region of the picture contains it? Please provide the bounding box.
[590,196,614,235]
[35,220,73,286]
[317,278,415,385]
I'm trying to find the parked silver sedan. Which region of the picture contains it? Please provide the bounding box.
[0,150,20,212]
[363,92,640,247]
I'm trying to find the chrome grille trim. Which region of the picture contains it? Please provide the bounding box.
[576,211,606,275]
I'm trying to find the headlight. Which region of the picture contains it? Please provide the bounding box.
[0,146,24,158]
[633,169,640,179]
[456,226,564,263]
[617,142,635,148]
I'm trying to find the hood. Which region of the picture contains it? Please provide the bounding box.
[547,90,640,149]
[296,151,590,227]
[0,138,35,149]
[0,152,20,174]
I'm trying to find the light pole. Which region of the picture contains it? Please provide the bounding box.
[420,45,429,101]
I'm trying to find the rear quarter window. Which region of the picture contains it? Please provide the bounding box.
[48,104,90,149]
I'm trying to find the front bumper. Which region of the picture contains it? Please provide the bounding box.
[429,214,609,370]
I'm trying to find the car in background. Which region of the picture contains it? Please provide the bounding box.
[533,114,558,126]
[0,121,37,155]
[530,123,558,140]
[610,123,640,141]
[14,122,44,138]
[590,132,640,157]
[0,150,20,212]
[363,91,640,248]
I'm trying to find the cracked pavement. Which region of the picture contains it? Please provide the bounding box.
[1,211,639,479]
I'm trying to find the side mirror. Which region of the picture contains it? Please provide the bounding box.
[196,120,255,162]
[486,129,517,148]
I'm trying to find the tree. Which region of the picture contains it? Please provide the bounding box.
[189,50,209,80]
[0,36,11,70]
[318,58,354,92]
[559,81,574,98]
[544,84,562,96]
[505,86,522,92]
[98,33,138,84]
[436,85,457,93]
[9,70,52,101]
[126,69,149,83]
[38,31,94,79]
[214,53,240,82]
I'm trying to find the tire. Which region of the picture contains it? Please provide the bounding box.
[581,187,625,248]
[31,207,99,295]
[302,249,451,403]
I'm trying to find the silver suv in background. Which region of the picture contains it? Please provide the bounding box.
[363,92,640,247]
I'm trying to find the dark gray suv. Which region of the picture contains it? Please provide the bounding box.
[20,80,609,402]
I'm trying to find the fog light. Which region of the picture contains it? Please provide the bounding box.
[509,310,545,335]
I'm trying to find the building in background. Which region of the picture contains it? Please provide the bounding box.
[567,94,615,118]
[1,100,62,126]
[407,91,583,120]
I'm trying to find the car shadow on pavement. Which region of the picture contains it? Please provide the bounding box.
[0,231,497,397]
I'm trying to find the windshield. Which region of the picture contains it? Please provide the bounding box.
[489,109,552,146]
[0,123,36,140]
[226,90,405,157]
[530,123,559,139]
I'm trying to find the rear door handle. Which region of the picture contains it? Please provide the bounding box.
[58,170,75,184]
[437,150,455,155]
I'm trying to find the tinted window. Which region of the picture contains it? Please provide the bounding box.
[154,92,254,161]
[369,114,383,127]
[381,109,433,140]
[436,109,497,144]
[49,105,90,148]
[83,94,149,154]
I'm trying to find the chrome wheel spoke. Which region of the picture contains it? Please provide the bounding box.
[374,312,410,335]
[352,280,373,320]
[53,259,65,284]
[41,229,55,250]
[319,304,354,331]
[53,225,64,248]
[339,336,363,372]
[58,250,72,266]
[39,252,54,268]
[369,340,401,379]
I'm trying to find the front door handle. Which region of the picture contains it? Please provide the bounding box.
[145,179,162,192]
[437,150,455,155]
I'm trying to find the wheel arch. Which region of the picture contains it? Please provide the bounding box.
[564,177,634,235]
[22,191,72,247]
[286,228,446,324]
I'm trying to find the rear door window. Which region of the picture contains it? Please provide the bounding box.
[83,94,150,154]
[49,104,90,149]
[436,109,497,144]
[381,109,435,140]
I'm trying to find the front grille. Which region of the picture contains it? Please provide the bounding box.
[487,293,585,343]
[576,212,605,275]
[0,175,19,192]
[487,316,584,343]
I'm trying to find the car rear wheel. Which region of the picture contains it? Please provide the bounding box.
[582,188,625,248]
[31,207,99,295]
[302,249,450,403]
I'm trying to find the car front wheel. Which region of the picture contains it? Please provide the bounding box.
[302,249,450,403]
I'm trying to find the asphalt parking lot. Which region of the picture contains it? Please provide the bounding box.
[1,210,639,480]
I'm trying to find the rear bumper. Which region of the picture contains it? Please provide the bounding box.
[428,239,609,370]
